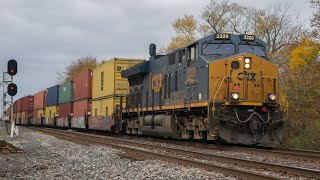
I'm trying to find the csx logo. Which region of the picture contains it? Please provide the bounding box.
[237,71,256,81]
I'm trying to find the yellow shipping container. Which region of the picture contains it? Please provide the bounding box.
[21,111,26,119]
[91,58,143,117]
[16,112,21,119]
[45,106,59,119]
[37,109,45,118]
[92,97,113,117]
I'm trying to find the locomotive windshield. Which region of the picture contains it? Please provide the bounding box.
[202,43,235,55]
[239,45,266,57]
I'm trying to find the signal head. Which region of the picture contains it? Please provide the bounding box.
[7,83,17,96]
[7,59,17,76]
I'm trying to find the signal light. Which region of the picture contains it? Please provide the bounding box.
[7,83,17,96]
[7,59,17,76]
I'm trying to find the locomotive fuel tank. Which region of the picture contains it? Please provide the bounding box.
[138,114,179,137]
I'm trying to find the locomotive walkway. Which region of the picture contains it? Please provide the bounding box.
[28,127,320,180]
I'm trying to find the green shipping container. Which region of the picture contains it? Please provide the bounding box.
[59,81,74,104]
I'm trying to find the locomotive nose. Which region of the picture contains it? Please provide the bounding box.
[224,54,278,104]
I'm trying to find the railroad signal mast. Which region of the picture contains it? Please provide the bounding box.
[2,59,18,137]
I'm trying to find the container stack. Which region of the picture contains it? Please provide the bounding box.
[5,105,12,121]
[14,99,22,124]
[72,69,92,129]
[44,85,59,126]
[89,58,143,130]
[57,81,74,127]
[20,95,34,125]
[32,91,46,126]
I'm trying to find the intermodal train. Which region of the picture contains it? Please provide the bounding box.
[8,33,284,146]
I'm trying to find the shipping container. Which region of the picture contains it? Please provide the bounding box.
[21,111,26,119]
[58,102,73,118]
[16,98,22,113]
[6,105,12,116]
[33,109,45,119]
[71,99,91,129]
[21,95,34,112]
[16,112,21,119]
[21,110,33,119]
[92,97,114,117]
[73,99,91,117]
[92,58,143,99]
[34,91,46,110]
[91,58,143,116]
[45,105,58,119]
[46,85,59,106]
[74,69,92,101]
[59,81,74,104]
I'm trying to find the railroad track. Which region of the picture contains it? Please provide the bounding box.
[29,127,320,180]
[119,134,320,162]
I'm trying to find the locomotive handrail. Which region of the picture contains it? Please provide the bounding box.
[209,75,244,103]
[208,76,224,102]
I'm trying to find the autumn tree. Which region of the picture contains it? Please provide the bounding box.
[310,0,320,35]
[57,56,98,83]
[281,37,320,150]
[163,15,198,53]
[200,0,250,35]
[200,1,303,67]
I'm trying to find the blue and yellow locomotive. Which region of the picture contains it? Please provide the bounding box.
[122,33,284,146]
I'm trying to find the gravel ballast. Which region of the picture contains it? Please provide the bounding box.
[0,124,235,180]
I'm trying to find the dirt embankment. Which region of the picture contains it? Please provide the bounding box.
[0,140,22,154]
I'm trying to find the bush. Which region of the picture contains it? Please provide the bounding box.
[283,118,320,151]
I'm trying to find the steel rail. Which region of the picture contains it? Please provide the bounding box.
[29,127,276,180]
[30,127,320,179]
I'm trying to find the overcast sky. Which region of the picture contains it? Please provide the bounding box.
[0,0,313,112]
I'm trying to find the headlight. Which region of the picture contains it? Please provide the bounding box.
[244,57,251,69]
[231,93,239,100]
[269,94,276,101]
[244,58,251,64]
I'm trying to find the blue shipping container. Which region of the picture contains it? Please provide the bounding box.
[46,85,59,106]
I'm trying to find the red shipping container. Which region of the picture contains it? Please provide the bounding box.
[16,99,22,113]
[13,101,17,113]
[21,95,34,111]
[58,102,73,118]
[74,69,92,101]
[73,99,92,117]
[34,91,46,110]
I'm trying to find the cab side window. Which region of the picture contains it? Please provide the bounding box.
[187,44,198,66]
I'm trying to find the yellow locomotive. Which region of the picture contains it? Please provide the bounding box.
[122,33,284,146]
